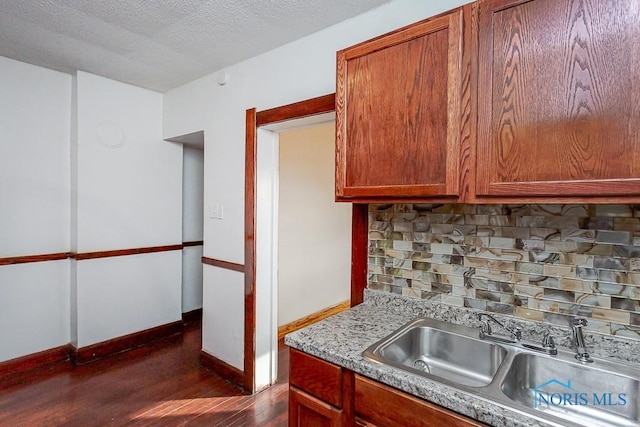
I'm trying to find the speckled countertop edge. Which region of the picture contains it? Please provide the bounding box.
[285,290,640,427]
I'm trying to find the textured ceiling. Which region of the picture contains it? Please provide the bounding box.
[0,0,391,92]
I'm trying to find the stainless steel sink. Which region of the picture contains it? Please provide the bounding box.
[501,353,640,427]
[363,317,640,427]
[363,318,507,387]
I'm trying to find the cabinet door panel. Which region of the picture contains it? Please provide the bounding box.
[345,28,448,189]
[477,0,640,197]
[289,387,343,427]
[336,8,466,199]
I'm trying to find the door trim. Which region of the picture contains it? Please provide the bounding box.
[244,93,335,392]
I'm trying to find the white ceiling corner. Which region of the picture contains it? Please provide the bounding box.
[0,0,392,92]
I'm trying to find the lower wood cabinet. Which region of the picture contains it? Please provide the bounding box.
[289,349,486,427]
[289,349,353,427]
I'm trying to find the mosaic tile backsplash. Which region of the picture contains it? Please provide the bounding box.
[368,204,640,340]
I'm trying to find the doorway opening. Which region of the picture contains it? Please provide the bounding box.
[165,131,205,319]
[276,123,351,336]
[246,95,357,392]
[182,144,204,316]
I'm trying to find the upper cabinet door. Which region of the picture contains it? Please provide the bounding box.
[336,7,470,200]
[477,0,640,197]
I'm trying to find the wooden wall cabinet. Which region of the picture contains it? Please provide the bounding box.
[335,5,474,201]
[289,349,483,426]
[476,0,640,199]
[336,0,640,202]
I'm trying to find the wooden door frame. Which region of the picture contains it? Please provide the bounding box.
[244,93,354,393]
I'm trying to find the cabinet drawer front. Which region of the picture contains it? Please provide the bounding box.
[290,349,343,408]
[355,375,485,427]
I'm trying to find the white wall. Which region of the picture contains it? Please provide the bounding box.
[163,0,471,373]
[75,252,181,346]
[0,57,71,362]
[0,57,71,257]
[182,246,203,313]
[202,266,244,366]
[75,72,182,252]
[182,146,204,313]
[71,71,183,348]
[1,59,186,360]
[183,147,204,242]
[278,123,351,326]
[0,262,70,362]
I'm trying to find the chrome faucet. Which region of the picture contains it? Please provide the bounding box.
[477,313,522,342]
[476,313,559,355]
[572,318,593,363]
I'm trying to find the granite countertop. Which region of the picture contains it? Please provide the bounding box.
[284,290,640,427]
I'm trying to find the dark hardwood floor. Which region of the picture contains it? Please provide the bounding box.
[0,319,289,426]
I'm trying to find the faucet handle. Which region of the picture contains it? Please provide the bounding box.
[480,319,492,337]
[513,327,522,341]
[572,318,588,327]
[542,332,555,349]
[539,331,558,355]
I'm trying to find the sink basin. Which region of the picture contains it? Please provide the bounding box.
[364,317,640,427]
[363,318,507,387]
[500,353,640,427]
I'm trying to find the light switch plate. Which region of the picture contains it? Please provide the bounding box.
[208,203,224,219]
